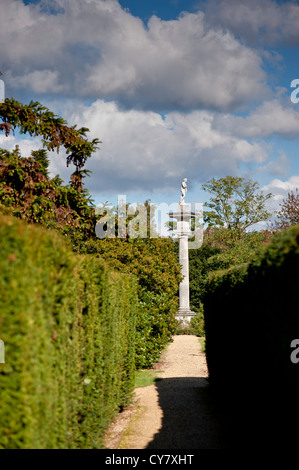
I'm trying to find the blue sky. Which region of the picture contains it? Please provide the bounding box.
[1,0,299,228]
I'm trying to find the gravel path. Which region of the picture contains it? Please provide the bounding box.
[105,335,228,449]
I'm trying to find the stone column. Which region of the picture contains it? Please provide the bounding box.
[179,228,190,313]
[0,78,5,103]
[169,203,196,327]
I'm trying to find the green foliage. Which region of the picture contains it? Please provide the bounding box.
[189,242,221,311]
[95,199,158,239]
[271,189,299,231]
[0,148,181,370]
[0,97,183,447]
[135,288,177,368]
[0,214,137,449]
[204,228,269,271]
[87,237,181,368]
[175,311,205,336]
[188,228,269,312]
[0,98,100,182]
[0,99,182,374]
[203,224,299,446]
[31,149,50,178]
[189,310,205,337]
[0,148,98,248]
[202,176,273,237]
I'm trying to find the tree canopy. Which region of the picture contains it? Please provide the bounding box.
[202,176,273,237]
[0,146,97,248]
[271,189,299,231]
[0,98,100,191]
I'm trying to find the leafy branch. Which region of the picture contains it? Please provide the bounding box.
[0,98,101,191]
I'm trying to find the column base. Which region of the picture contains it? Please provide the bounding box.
[175,309,197,328]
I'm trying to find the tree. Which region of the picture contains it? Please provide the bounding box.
[271,189,299,231]
[202,176,273,237]
[0,147,97,248]
[188,228,269,308]
[31,149,50,178]
[0,98,100,191]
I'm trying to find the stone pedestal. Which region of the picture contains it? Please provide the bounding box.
[169,204,196,327]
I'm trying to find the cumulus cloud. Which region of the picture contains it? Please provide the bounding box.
[0,133,42,156]
[245,175,299,230]
[85,11,266,110]
[58,99,268,193]
[1,0,297,201]
[8,70,64,94]
[1,93,295,197]
[259,153,290,177]
[214,100,299,139]
[261,175,299,215]
[0,0,266,110]
[204,0,299,46]
[263,175,299,197]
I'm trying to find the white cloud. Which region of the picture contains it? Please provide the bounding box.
[0,134,42,156]
[8,70,63,94]
[261,175,299,214]
[263,176,299,196]
[204,0,299,46]
[248,175,299,230]
[214,100,299,139]
[259,153,290,177]
[0,0,267,110]
[86,10,266,110]
[60,99,268,193]
[1,92,295,197]
[1,0,297,201]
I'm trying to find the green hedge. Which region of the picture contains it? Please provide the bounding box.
[203,225,299,447]
[90,237,180,369]
[0,214,137,448]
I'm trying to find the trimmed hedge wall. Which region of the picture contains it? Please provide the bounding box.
[0,214,137,449]
[203,225,299,447]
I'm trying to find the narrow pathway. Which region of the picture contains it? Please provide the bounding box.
[105,335,228,449]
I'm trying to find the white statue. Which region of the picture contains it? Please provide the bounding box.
[180,178,187,204]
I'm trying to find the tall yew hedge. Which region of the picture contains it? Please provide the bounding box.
[203,224,299,447]
[0,214,137,449]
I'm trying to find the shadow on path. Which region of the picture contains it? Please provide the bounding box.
[146,377,230,449]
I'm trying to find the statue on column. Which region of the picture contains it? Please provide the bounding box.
[180,178,187,204]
